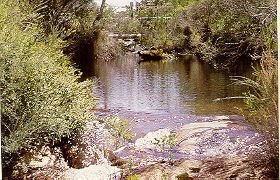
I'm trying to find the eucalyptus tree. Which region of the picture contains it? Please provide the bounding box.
[24,0,97,34]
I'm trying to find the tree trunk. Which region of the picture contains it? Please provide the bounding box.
[93,0,106,26]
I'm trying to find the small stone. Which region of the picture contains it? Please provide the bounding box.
[29,156,50,168]
[189,167,200,173]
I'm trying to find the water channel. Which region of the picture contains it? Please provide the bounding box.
[91,53,251,136]
[78,53,275,178]
[94,55,249,115]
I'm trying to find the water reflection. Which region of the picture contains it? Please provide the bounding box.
[92,54,248,115]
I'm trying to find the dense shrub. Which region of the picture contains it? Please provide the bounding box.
[133,2,187,51]
[232,51,278,175]
[233,51,278,140]
[0,0,95,168]
[181,0,277,68]
[22,0,97,35]
[23,0,120,75]
[131,0,276,67]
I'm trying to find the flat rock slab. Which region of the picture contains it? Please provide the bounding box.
[119,116,275,178]
[133,156,271,179]
[176,118,267,159]
[118,116,267,162]
[64,164,122,180]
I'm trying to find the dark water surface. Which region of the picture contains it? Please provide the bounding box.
[92,54,249,115]
[75,54,275,178]
[91,54,252,135]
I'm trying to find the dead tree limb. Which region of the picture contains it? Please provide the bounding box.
[93,0,106,26]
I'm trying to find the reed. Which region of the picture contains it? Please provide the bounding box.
[233,52,278,133]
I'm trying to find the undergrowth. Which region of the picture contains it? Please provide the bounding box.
[0,0,95,171]
[232,51,278,176]
[233,52,278,137]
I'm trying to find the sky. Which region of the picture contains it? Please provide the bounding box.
[106,0,133,7]
[95,0,140,7]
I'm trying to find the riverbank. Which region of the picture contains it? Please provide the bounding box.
[13,112,275,179]
[6,51,277,178]
[1,0,277,178]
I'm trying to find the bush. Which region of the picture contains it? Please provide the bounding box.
[105,116,134,149]
[232,52,278,172]
[22,0,97,35]
[0,0,95,167]
[234,52,278,135]
[182,0,277,68]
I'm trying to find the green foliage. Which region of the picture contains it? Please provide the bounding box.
[166,133,176,164]
[0,0,95,163]
[23,0,120,67]
[22,0,97,35]
[242,92,261,114]
[154,132,177,164]
[105,116,134,149]
[126,174,140,180]
[184,0,277,68]
[113,15,141,34]
[259,18,277,52]
[233,52,278,136]
[113,0,189,51]
[233,52,278,171]
[115,0,276,67]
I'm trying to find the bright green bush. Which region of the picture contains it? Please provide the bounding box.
[0,0,95,160]
[105,116,134,149]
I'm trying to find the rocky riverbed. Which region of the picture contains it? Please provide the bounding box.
[114,115,275,179]
[12,112,277,179]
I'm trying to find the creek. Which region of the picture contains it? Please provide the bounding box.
[67,53,275,178]
[19,52,275,179]
[91,53,250,136]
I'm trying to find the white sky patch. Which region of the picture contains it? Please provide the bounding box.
[94,0,141,7]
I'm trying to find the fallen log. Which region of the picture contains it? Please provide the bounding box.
[138,49,165,63]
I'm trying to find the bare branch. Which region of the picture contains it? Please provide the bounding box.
[93,0,106,25]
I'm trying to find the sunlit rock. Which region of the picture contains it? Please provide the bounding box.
[64,163,122,180]
[135,128,171,151]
